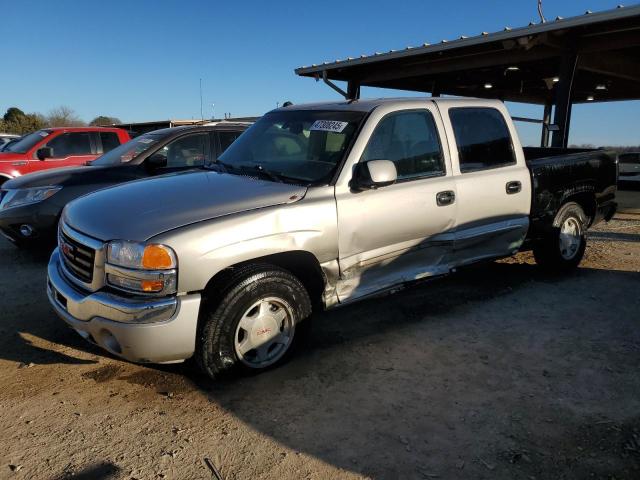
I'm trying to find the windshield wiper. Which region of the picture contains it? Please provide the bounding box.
[250,164,284,183]
[207,162,306,185]
[204,161,229,173]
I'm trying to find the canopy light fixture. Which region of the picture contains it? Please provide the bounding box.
[552,77,560,83]
[595,84,607,90]
[506,66,520,71]
[586,95,595,101]
[484,83,493,89]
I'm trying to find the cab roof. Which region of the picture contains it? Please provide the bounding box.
[272,97,502,113]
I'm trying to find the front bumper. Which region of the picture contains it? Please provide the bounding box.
[47,249,201,364]
[0,200,59,244]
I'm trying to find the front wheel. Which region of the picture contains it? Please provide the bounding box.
[533,202,587,272]
[195,264,312,380]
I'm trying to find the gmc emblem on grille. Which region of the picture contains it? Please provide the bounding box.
[60,240,75,258]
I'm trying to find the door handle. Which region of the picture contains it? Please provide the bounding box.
[506,181,522,194]
[436,190,455,206]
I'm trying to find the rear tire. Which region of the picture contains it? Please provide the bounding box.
[533,202,587,272]
[195,264,312,380]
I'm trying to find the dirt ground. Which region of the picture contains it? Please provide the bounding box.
[1,193,639,480]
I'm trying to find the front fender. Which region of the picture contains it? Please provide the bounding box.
[150,188,339,293]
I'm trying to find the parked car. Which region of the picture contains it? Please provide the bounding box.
[0,133,20,151]
[0,127,131,185]
[618,152,640,185]
[46,98,617,379]
[0,123,249,246]
[0,137,21,152]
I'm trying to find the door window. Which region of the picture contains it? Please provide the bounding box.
[361,110,444,180]
[449,108,516,172]
[156,134,209,168]
[218,131,242,153]
[46,132,92,158]
[100,132,120,153]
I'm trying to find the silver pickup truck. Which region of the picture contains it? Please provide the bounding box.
[47,98,617,379]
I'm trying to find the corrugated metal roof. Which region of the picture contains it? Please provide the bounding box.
[295,5,640,76]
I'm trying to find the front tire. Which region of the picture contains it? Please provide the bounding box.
[195,264,312,380]
[533,202,587,272]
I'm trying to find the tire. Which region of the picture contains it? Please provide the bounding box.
[195,264,312,380]
[533,202,587,272]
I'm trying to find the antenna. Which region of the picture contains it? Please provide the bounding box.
[199,78,204,121]
[537,0,546,23]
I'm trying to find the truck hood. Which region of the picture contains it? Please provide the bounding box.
[62,170,307,241]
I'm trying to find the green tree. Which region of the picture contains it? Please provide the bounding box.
[3,107,26,123]
[89,115,121,126]
[0,107,46,135]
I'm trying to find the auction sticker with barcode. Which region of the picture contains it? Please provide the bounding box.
[310,120,349,133]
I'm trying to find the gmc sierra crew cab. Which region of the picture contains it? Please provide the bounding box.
[46,98,617,379]
[0,127,131,184]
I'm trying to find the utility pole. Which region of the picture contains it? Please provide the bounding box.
[199,79,204,121]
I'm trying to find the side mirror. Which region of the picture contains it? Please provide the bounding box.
[146,153,167,169]
[37,147,54,160]
[351,160,397,191]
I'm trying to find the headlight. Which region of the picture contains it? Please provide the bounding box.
[105,240,177,295]
[107,240,177,269]
[0,186,62,210]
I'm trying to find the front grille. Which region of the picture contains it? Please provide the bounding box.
[59,228,96,283]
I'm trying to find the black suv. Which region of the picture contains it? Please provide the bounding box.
[0,122,251,247]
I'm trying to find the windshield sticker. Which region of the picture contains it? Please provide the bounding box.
[138,138,154,144]
[310,120,349,133]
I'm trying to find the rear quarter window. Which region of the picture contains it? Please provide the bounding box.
[449,107,516,173]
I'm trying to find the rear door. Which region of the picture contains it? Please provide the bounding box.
[438,102,531,266]
[29,131,96,172]
[334,104,457,302]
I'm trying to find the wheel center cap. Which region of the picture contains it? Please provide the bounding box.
[251,315,279,344]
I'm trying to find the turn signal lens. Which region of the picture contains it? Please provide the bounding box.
[141,279,164,292]
[142,244,176,269]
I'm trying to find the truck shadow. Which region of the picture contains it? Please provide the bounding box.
[187,262,640,479]
[589,230,640,242]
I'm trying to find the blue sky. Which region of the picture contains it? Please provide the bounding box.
[3,0,638,146]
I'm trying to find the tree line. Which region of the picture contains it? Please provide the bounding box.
[0,106,121,135]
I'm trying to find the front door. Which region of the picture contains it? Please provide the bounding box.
[335,107,457,302]
[145,132,212,174]
[29,131,96,173]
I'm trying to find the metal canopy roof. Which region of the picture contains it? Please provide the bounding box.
[295,5,640,105]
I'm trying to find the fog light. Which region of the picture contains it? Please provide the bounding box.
[19,224,34,237]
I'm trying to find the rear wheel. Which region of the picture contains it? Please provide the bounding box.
[533,202,587,272]
[195,264,311,380]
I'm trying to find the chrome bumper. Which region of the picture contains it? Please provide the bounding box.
[47,249,201,363]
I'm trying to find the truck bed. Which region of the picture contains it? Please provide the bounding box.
[523,147,618,242]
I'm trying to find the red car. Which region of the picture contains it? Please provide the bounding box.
[0,127,131,185]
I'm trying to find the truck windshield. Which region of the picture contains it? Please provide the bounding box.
[3,130,52,153]
[217,110,366,185]
[89,133,164,166]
